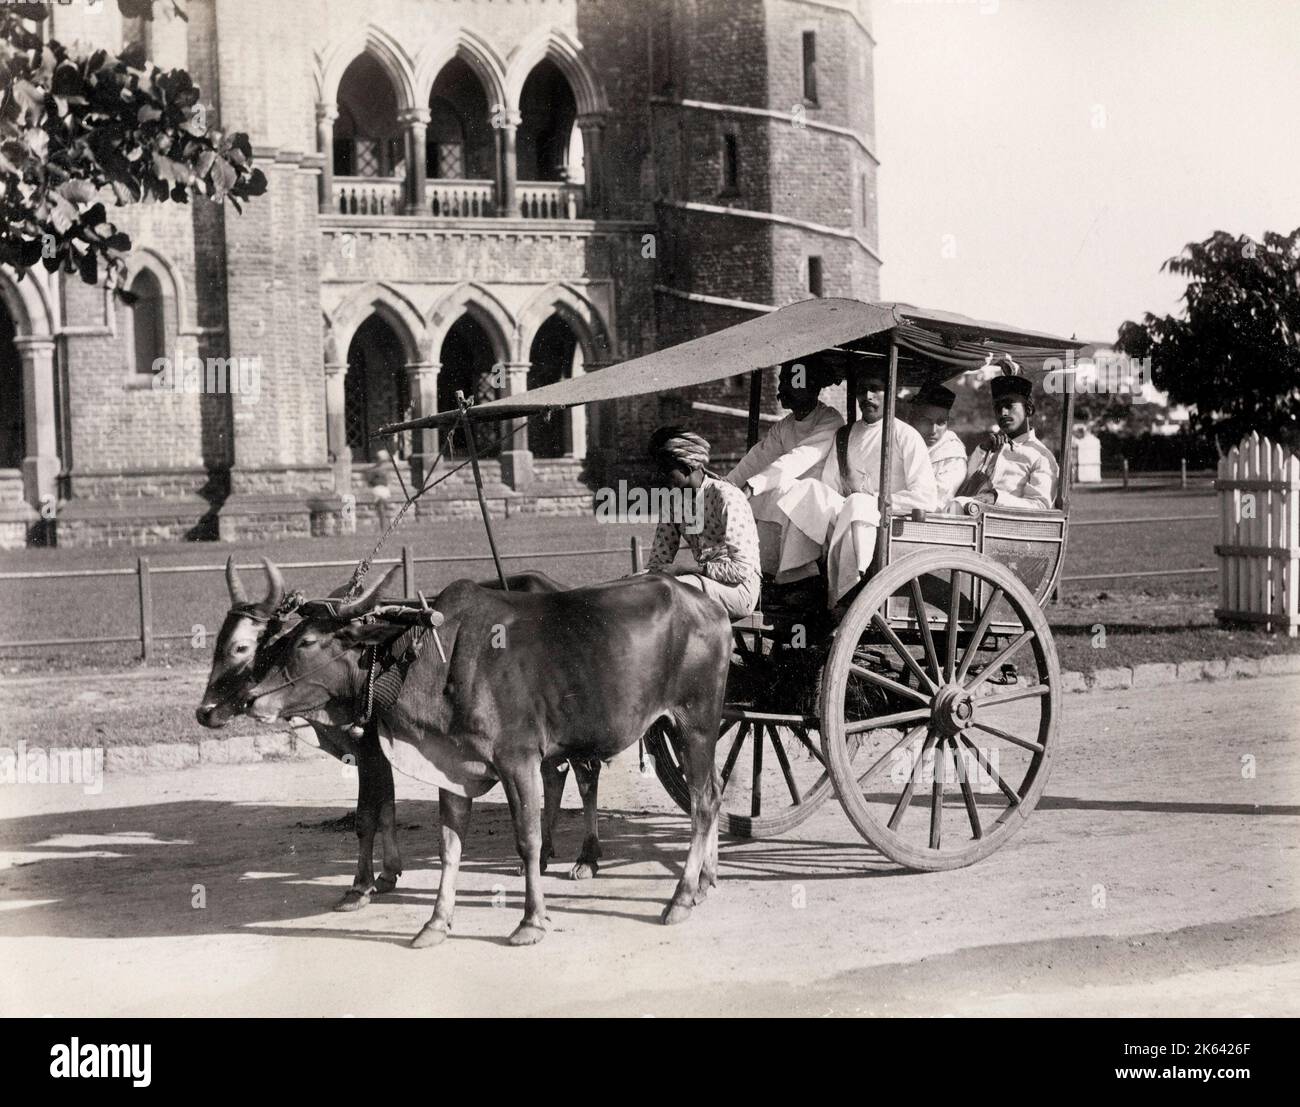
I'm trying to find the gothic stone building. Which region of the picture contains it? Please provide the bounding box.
[0,0,880,548]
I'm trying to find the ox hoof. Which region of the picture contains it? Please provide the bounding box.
[661,901,693,926]
[334,888,372,912]
[410,921,451,949]
[508,921,547,946]
[569,859,598,880]
[374,874,399,895]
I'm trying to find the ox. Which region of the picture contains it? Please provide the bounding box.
[243,567,731,946]
[195,561,608,912]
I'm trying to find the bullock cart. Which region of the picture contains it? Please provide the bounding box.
[381,299,1086,871]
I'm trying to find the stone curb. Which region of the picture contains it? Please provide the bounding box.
[86,653,1300,775]
[1061,651,1300,694]
[103,728,324,775]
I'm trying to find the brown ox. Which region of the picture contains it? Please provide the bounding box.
[243,567,731,946]
[195,561,606,912]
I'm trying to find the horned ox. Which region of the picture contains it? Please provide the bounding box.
[198,563,616,902]
[195,560,605,913]
[243,567,731,946]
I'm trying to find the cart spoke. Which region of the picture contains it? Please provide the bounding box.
[844,706,932,734]
[849,663,931,706]
[720,722,748,790]
[957,733,1020,805]
[888,728,938,830]
[909,576,942,684]
[970,720,1045,755]
[965,630,1034,695]
[978,684,1050,709]
[794,725,827,767]
[857,723,927,786]
[948,736,983,840]
[751,723,765,817]
[871,611,938,694]
[768,726,803,805]
[929,746,945,849]
[945,570,962,680]
[955,586,1004,684]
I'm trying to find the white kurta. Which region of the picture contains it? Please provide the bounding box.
[726,402,844,576]
[726,402,845,495]
[929,429,968,503]
[963,429,1059,510]
[776,418,939,602]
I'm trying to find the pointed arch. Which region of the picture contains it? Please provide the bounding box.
[415,29,509,113]
[332,282,429,365]
[516,282,612,365]
[314,24,418,111]
[505,27,607,117]
[0,266,54,338]
[428,282,516,364]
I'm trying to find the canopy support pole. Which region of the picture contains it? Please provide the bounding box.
[457,392,509,591]
[746,369,762,449]
[873,337,899,572]
[1057,377,1076,513]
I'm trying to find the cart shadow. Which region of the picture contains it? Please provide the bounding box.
[0,796,902,942]
[1037,795,1300,817]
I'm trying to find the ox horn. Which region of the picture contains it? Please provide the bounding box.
[226,556,248,605]
[261,557,285,612]
[335,565,402,620]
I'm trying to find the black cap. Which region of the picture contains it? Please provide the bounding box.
[989,374,1033,401]
[912,382,956,411]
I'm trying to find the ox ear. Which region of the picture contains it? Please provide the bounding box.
[225,556,248,605]
[336,565,402,619]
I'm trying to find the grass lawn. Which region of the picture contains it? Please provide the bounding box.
[3,481,1295,683]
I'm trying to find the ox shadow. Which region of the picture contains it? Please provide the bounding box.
[0,796,901,945]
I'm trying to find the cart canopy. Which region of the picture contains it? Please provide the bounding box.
[378,298,1086,434]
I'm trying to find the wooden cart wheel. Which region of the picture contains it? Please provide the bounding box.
[649,713,840,838]
[820,549,1060,871]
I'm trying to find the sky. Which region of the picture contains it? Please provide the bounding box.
[872,0,1300,344]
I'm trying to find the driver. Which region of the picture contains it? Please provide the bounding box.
[643,426,762,619]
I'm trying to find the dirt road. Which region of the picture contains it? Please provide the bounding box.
[1,675,1296,1017]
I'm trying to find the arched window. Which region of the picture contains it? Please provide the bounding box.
[128,269,165,376]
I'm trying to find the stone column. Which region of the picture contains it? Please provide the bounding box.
[577,113,607,218]
[14,336,59,514]
[398,107,430,216]
[316,103,338,214]
[494,109,521,218]
[498,360,533,489]
[324,361,351,495]
[406,361,441,488]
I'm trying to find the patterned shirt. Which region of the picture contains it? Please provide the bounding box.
[647,475,762,587]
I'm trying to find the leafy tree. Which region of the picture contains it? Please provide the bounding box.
[0,0,266,294]
[1116,228,1300,453]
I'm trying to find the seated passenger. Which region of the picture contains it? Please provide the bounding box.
[727,358,844,575]
[907,381,967,503]
[956,363,1058,511]
[776,368,939,606]
[644,426,762,620]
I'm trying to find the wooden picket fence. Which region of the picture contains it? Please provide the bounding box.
[1215,433,1300,636]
